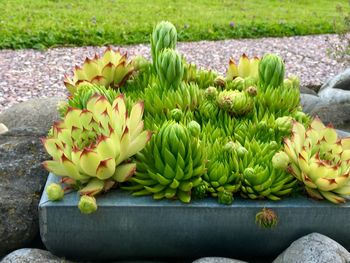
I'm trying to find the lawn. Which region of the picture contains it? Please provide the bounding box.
[0,0,348,49]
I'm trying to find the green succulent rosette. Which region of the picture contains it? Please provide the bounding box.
[234,139,297,200]
[151,21,177,66]
[217,90,253,116]
[258,54,285,89]
[125,121,206,203]
[203,141,242,204]
[155,48,184,90]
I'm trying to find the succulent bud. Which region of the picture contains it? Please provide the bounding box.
[204,86,218,100]
[231,76,245,91]
[293,111,309,123]
[192,181,208,199]
[151,21,177,65]
[217,90,253,116]
[78,195,98,214]
[218,190,234,205]
[214,76,226,88]
[187,120,201,137]
[287,74,300,89]
[259,54,285,88]
[255,208,278,228]
[170,108,183,122]
[46,183,64,201]
[156,48,184,90]
[272,151,290,170]
[223,141,236,152]
[283,78,293,89]
[236,146,248,157]
[132,55,150,71]
[246,86,257,97]
[275,116,293,133]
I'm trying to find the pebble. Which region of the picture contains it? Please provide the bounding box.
[0,34,347,112]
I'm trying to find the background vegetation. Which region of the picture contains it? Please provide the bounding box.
[0,0,348,49]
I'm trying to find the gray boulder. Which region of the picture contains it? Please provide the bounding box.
[300,86,318,95]
[0,248,73,263]
[0,97,64,133]
[0,128,49,256]
[319,68,350,92]
[273,233,350,263]
[300,94,322,113]
[318,68,350,104]
[309,103,350,132]
[192,258,247,263]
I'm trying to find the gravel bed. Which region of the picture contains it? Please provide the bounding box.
[0,34,347,113]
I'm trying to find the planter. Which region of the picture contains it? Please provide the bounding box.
[39,173,350,261]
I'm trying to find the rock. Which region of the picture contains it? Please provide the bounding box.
[0,128,50,257]
[0,97,64,133]
[309,103,350,132]
[273,233,350,263]
[336,129,350,138]
[0,248,73,263]
[192,257,248,263]
[300,86,317,95]
[319,68,350,92]
[318,88,350,105]
[318,69,350,104]
[0,123,8,135]
[300,94,322,113]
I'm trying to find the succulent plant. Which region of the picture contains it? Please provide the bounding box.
[64,47,134,94]
[156,48,184,90]
[182,62,198,83]
[255,208,278,228]
[233,139,297,200]
[281,118,350,203]
[217,90,253,116]
[151,21,177,67]
[195,68,218,90]
[203,141,242,204]
[192,181,209,199]
[258,54,285,89]
[58,84,120,117]
[78,195,98,214]
[42,94,151,212]
[226,54,260,81]
[124,121,206,203]
[143,82,202,119]
[46,183,64,201]
[214,76,226,88]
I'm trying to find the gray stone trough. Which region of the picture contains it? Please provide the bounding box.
[39,173,350,262]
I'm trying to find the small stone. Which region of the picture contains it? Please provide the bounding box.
[192,257,248,263]
[192,257,247,263]
[0,248,73,263]
[273,233,350,263]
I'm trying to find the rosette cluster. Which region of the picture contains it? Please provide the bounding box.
[42,94,151,212]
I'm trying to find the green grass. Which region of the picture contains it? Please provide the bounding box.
[0,0,348,49]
